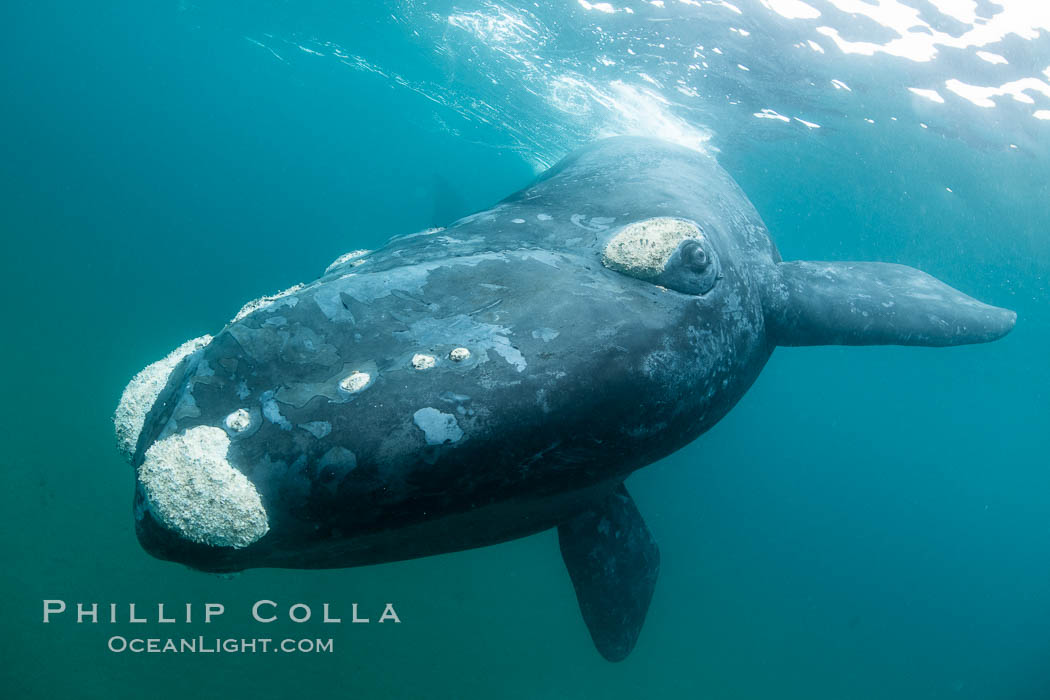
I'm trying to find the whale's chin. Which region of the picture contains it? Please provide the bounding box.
[135,478,623,574]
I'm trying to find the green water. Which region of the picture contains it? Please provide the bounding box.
[3,1,1049,698]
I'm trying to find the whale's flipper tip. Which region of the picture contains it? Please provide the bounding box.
[558,484,660,662]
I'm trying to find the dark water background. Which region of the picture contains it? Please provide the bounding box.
[2,1,1048,698]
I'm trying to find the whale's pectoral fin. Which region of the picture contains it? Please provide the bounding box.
[558,484,660,662]
[767,261,1016,347]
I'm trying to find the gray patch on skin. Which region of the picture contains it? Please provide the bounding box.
[571,214,615,231]
[314,254,501,322]
[435,235,470,245]
[412,408,464,445]
[535,388,551,413]
[300,421,332,439]
[517,250,565,269]
[451,206,504,227]
[626,422,668,438]
[390,227,444,241]
[532,328,559,342]
[312,251,564,323]
[261,390,292,430]
[279,325,340,366]
[438,390,477,418]
[246,453,310,509]
[537,213,552,221]
[171,389,202,423]
[320,447,356,470]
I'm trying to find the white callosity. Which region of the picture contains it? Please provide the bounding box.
[339,370,372,394]
[601,217,703,279]
[138,426,269,549]
[449,347,471,362]
[324,249,371,274]
[114,335,213,462]
[411,353,437,370]
[231,283,304,324]
[224,408,252,433]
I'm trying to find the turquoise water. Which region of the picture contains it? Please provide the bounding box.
[3,1,1049,697]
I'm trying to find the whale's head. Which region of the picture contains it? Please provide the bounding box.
[115,208,781,572]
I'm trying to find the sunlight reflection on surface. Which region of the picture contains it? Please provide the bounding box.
[240,0,1050,162]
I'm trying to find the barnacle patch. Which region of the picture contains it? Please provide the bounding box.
[412,354,437,370]
[224,408,252,433]
[232,284,304,323]
[601,217,703,279]
[325,249,370,274]
[339,370,372,394]
[114,335,212,461]
[138,426,269,549]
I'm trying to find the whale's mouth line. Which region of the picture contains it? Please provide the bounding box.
[139,474,625,573]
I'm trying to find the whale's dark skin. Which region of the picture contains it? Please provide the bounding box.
[124,137,1016,661]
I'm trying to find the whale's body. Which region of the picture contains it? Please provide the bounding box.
[116,138,1015,661]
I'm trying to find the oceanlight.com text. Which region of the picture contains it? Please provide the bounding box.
[107,636,334,654]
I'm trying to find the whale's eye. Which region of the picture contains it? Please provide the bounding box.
[681,239,710,270]
[660,236,721,295]
[601,217,721,295]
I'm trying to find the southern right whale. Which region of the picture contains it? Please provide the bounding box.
[115,137,1015,661]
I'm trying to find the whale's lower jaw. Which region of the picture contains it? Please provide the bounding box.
[135,478,622,573]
